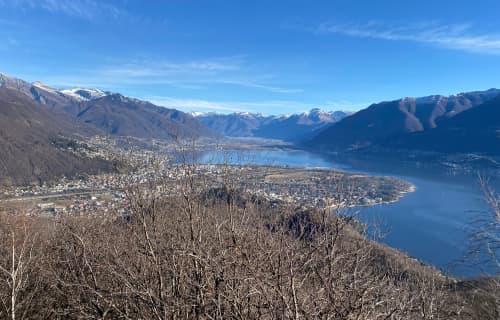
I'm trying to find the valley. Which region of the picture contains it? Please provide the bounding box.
[1,2,499,318]
[0,71,498,278]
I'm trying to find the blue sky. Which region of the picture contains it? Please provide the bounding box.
[1,0,500,114]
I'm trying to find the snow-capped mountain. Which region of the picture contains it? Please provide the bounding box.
[0,72,109,105]
[193,109,351,141]
[0,72,214,140]
[32,81,58,93]
[59,88,108,101]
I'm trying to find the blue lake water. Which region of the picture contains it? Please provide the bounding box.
[197,149,499,277]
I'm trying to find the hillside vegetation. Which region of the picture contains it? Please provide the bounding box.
[0,87,116,185]
[0,165,497,319]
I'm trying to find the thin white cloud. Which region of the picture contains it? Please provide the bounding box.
[74,57,303,94]
[14,68,357,114]
[313,21,500,55]
[326,100,369,111]
[147,96,315,114]
[218,80,304,94]
[148,97,250,113]
[99,57,244,78]
[0,0,122,20]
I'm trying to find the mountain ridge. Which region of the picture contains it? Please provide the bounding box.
[377,94,500,155]
[0,72,214,140]
[308,88,500,156]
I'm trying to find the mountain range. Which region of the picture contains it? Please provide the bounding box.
[193,109,350,141]
[1,70,499,184]
[0,73,213,140]
[377,94,500,155]
[308,89,500,156]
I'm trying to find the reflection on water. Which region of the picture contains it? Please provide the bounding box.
[197,149,499,277]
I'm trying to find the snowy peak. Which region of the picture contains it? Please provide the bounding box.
[193,108,350,141]
[32,81,58,93]
[59,88,108,101]
[299,108,337,121]
[192,111,266,119]
[190,111,207,117]
[192,108,349,123]
[0,73,109,103]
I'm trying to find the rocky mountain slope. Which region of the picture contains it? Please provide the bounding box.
[309,89,500,155]
[0,72,213,140]
[0,87,114,185]
[378,94,500,155]
[62,94,213,140]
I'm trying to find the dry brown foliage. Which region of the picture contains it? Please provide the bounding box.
[0,164,498,319]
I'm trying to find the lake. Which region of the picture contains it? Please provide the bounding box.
[197,149,499,277]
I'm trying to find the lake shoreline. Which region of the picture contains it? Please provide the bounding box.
[197,148,495,277]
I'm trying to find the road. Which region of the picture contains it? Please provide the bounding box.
[0,190,112,203]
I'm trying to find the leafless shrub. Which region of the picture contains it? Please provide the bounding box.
[456,176,500,320]
[0,213,52,320]
[0,152,498,319]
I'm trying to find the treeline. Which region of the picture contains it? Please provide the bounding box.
[0,168,498,319]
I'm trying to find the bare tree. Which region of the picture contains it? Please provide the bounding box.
[0,213,49,320]
[1,147,499,319]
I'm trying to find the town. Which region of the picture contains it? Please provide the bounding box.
[0,140,414,216]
